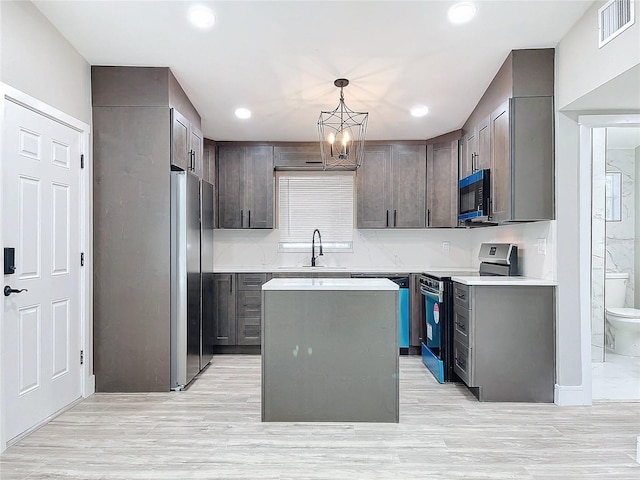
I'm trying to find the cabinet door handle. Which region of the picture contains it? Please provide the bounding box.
[427,209,431,227]
[241,210,244,228]
[394,210,397,227]
[248,210,251,228]
[230,275,233,294]
[386,210,389,228]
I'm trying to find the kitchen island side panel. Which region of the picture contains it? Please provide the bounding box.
[93,106,171,392]
[262,289,398,422]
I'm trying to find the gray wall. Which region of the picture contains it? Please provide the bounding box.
[0,1,91,124]
[556,0,640,110]
[555,0,640,400]
[0,0,93,388]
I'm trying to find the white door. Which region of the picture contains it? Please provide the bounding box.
[2,99,82,442]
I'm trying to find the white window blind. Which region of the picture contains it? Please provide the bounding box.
[278,173,354,250]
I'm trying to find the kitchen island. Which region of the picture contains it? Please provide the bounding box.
[261,278,399,422]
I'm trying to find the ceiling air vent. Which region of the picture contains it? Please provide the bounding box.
[599,0,635,48]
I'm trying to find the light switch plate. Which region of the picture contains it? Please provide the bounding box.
[537,238,547,255]
[442,241,451,254]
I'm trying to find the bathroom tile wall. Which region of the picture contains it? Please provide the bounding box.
[606,147,636,308]
[592,131,638,358]
[636,145,640,309]
[592,130,607,356]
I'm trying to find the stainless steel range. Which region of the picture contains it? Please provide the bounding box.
[420,243,518,383]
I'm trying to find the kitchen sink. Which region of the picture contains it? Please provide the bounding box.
[276,266,347,269]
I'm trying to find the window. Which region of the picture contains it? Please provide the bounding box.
[278,173,354,251]
[605,171,622,221]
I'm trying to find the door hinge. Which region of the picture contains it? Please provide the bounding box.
[80,350,84,365]
[80,252,85,266]
[81,154,84,169]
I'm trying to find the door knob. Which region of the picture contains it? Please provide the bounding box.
[4,286,27,297]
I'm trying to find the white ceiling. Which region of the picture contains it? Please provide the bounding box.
[34,1,593,142]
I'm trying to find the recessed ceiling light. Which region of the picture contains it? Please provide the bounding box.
[410,105,430,118]
[235,108,251,119]
[188,5,216,29]
[448,2,476,24]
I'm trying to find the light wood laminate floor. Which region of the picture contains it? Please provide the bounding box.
[1,355,639,479]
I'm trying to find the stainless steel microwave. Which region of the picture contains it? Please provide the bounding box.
[458,169,490,222]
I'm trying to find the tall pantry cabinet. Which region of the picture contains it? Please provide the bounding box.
[92,66,203,392]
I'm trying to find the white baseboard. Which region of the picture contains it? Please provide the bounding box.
[555,384,590,406]
[84,374,96,397]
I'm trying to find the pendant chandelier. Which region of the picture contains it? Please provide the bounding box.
[317,78,368,170]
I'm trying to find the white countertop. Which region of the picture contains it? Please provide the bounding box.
[262,278,399,291]
[451,276,556,286]
[214,266,476,274]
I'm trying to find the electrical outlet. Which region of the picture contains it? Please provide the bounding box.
[442,241,451,254]
[537,238,547,255]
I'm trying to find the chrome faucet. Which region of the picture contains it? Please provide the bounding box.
[311,229,323,267]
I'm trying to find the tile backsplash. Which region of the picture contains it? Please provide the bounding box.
[213,221,556,279]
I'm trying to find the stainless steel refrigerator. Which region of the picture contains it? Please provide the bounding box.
[200,179,215,369]
[170,170,201,389]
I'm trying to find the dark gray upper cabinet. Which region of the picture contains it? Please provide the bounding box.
[490,103,510,223]
[461,49,555,223]
[427,140,458,228]
[357,145,391,228]
[460,129,476,179]
[203,139,216,185]
[460,116,490,179]
[489,97,554,223]
[171,108,203,177]
[391,145,427,228]
[171,109,189,171]
[190,125,203,177]
[357,143,426,229]
[273,143,324,170]
[217,145,274,229]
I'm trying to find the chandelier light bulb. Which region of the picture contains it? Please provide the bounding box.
[317,78,368,170]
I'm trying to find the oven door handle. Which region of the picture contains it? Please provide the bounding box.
[420,287,443,303]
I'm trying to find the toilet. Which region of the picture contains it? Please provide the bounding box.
[605,272,640,357]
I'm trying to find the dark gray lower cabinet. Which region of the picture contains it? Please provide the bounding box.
[213,274,236,345]
[213,273,268,348]
[236,273,268,345]
[452,282,555,402]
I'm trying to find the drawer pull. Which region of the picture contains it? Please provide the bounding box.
[455,358,466,370]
